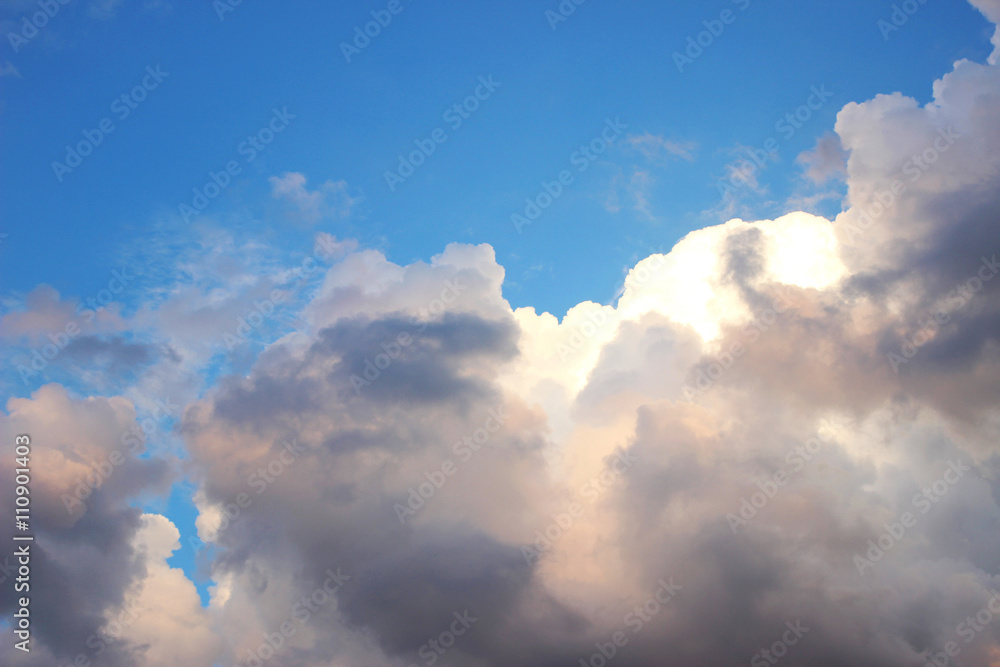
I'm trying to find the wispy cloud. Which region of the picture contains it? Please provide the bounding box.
[0,61,21,78]
[624,132,697,163]
[269,172,362,225]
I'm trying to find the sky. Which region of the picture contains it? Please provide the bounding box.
[1,0,1000,665]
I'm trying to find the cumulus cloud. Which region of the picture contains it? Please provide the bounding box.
[6,3,1000,665]
[110,514,224,667]
[972,0,1000,64]
[0,386,173,666]
[174,13,1000,664]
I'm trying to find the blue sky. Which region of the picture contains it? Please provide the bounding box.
[1,0,993,317]
[3,1,1000,665]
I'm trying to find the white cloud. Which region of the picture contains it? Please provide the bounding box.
[971,0,1000,63]
[624,132,697,162]
[111,514,224,667]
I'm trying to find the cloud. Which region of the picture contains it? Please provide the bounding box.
[7,3,1000,665]
[0,385,174,666]
[623,133,697,163]
[62,336,169,374]
[269,172,361,225]
[170,15,1000,664]
[0,284,129,344]
[87,0,127,20]
[628,169,655,221]
[607,135,696,220]
[798,132,848,184]
[971,0,1000,63]
[605,167,659,221]
[110,514,224,667]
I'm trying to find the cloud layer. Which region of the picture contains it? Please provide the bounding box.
[4,2,1000,665]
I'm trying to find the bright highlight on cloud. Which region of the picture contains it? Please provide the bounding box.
[3,1,1000,666]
